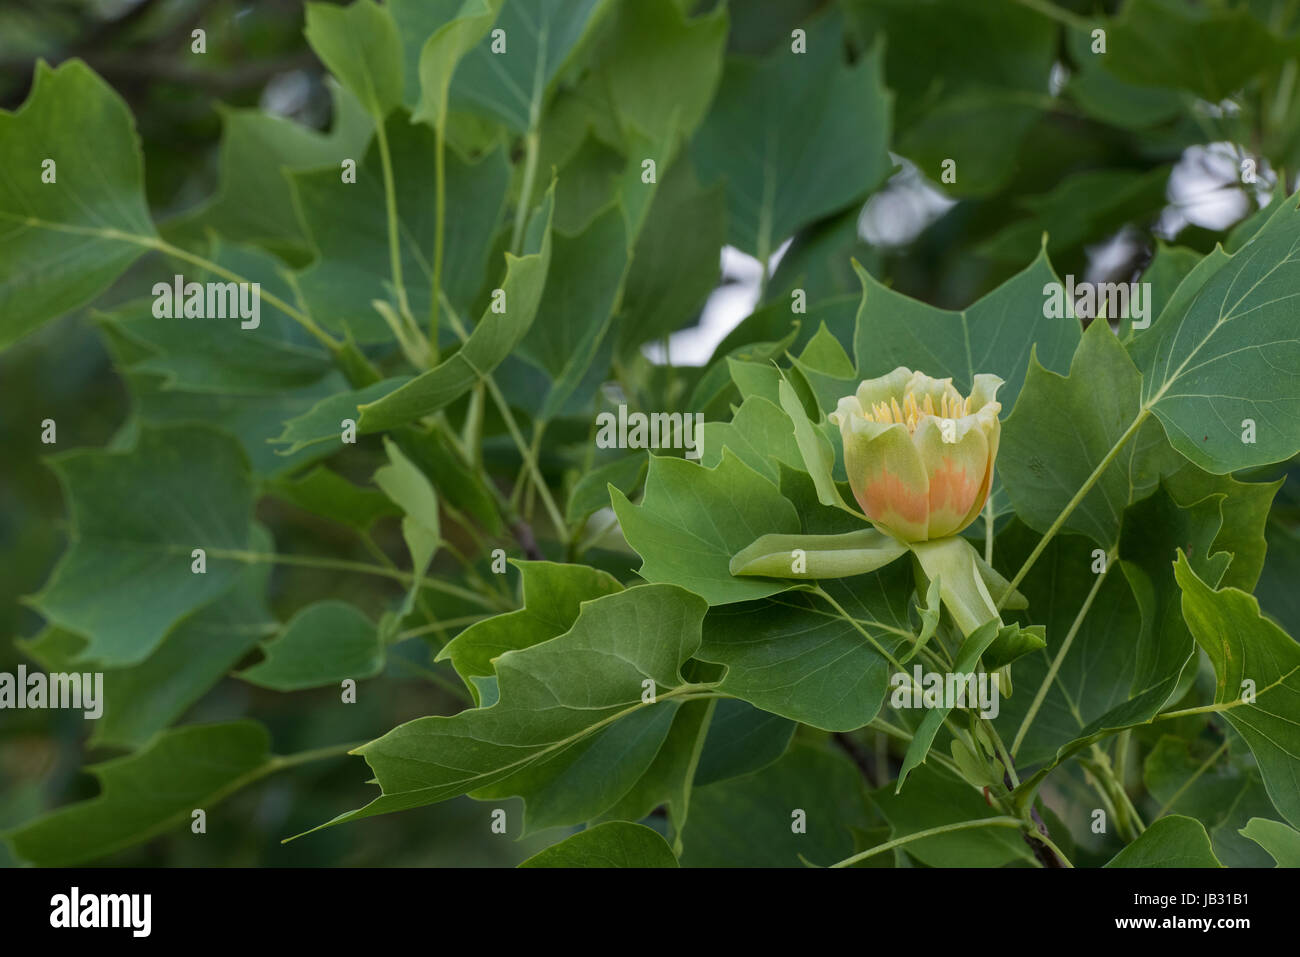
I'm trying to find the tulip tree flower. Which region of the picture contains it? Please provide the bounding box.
[827,368,1002,543]
[729,367,1043,684]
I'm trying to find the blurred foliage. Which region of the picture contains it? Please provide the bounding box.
[3,0,1300,867]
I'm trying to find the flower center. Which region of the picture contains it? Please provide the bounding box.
[863,390,972,432]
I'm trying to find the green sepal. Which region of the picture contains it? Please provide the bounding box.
[975,551,1027,610]
[729,529,907,580]
[984,623,1046,671]
[910,535,1000,636]
[900,574,941,664]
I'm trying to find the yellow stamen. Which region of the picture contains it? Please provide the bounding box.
[861,385,980,433]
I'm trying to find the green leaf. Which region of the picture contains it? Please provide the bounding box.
[1133,194,1300,472]
[519,821,678,867]
[273,376,412,455]
[29,425,255,667]
[777,376,850,511]
[594,697,714,829]
[978,168,1170,266]
[302,584,707,835]
[1175,553,1300,830]
[402,0,503,128]
[100,245,334,395]
[1119,483,1230,698]
[688,329,799,420]
[1103,815,1222,868]
[1141,242,1207,330]
[852,247,1075,414]
[565,453,646,524]
[448,0,615,133]
[610,450,800,605]
[1258,523,1300,640]
[268,466,400,530]
[589,0,728,147]
[355,184,555,429]
[790,321,858,417]
[19,527,277,752]
[1238,818,1300,867]
[617,160,725,354]
[845,0,1053,198]
[699,395,805,482]
[165,83,372,259]
[374,437,441,618]
[990,524,1160,767]
[897,619,1003,790]
[291,112,509,342]
[1103,0,1291,102]
[517,204,629,418]
[896,92,1042,199]
[1138,243,1232,341]
[4,722,274,867]
[437,560,623,701]
[1062,24,1183,130]
[1001,320,1171,547]
[0,61,156,350]
[729,529,906,580]
[679,744,872,867]
[1144,734,1280,868]
[870,765,1034,867]
[304,0,404,119]
[694,699,795,786]
[698,565,914,730]
[240,601,382,691]
[692,9,891,257]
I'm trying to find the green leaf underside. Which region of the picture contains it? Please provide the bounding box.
[292,112,509,342]
[29,425,255,668]
[298,585,707,837]
[871,765,1034,867]
[438,560,623,702]
[698,565,914,731]
[19,527,276,751]
[5,722,273,867]
[273,376,413,455]
[240,601,382,691]
[1239,818,1300,867]
[1103,815,1222,868]
[519,821,678,867]
[0,60,157,350]
[1176,554,1300,830]
[692,10,891,258]
[680,744,872,867]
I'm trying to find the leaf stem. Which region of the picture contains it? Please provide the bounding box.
[269,740,369,771]
[373,116,425,351]
[430,110,447,358]
[149,236,340,352]
[200,547,508,611]
[510,129,541,256]
[1155,740,1228,819]
[828,816,1026,868]
[1011,546,1116,756]
[999,410,1148,608]
[440,290,569,542]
